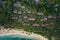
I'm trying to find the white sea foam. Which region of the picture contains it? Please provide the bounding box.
[0,33,17,36]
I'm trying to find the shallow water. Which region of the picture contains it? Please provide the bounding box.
[0,34,38,40]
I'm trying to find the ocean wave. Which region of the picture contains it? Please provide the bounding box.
[0,33,17,36]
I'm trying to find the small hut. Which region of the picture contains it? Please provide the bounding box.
[37,12,44,15]
[32,23,39,26]
[11,16,18,19]
[28,18,35,21]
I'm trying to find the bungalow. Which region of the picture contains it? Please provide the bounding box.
[18,16,22,19]
[24,16,28,19]
[42,23,53,27]
[32,23,39,26]
[55,8,57,11]
[31,10,36,14]
[52,16,56,19]
[48,15,53,18]
[18,19,22,21]
[28,18,35,21]
[2,1,7,4]
[37,12,44,15]
[18,16,22,21]
[27,10,31,13]
[32,11,36,14]
[41,19,44,21]
[46,0,52,4]
[18,11,22,14]
[0,26,4,30]
[0,0,7,4]
[21,6,25,9]
[50,23,53,24]
[41,24,45,26]
[43,18,47,21]
[57,16,60,18]
[34,0,39,3]
[13,1,21,7]
[22,22,29,26]
[13,10,17,13]
[54,4,59,7]
[11,16,18,19]
[23,20,29,23]
[45,24,49,26]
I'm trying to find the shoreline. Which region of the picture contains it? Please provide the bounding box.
[0,29,48,40]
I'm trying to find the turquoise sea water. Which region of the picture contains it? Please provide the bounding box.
[0,34,38,40]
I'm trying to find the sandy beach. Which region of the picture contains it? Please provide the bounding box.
[0,28,48,40]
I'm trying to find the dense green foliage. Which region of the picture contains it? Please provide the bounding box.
[0,0,60,40]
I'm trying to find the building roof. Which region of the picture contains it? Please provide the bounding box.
[28,18,35,21]
[1,1,7,4]
[37,12,44,15]
[11,16,18,19]
[27,10,31,13]
[54,4,59,7]
[22,22,30,26]
[24,16,28,19]
[21,6,25,9]
[13,10,17,13]
[32,11,36,14]
[48,16,53,18]
[42,24,49,26]
[34,0,39,3]
[18,16,22,19]
[57,16,60,18]
[32,23,39,26]
[43,18,47,20]
[45,24,49,26]
[41,19,44,21]
[50,23,53,24]
[13,1,21,7]
[41,24,45,26]
[52,16,56,19]
[18,11,22,14]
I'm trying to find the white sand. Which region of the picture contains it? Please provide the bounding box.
[0,29,48,40]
